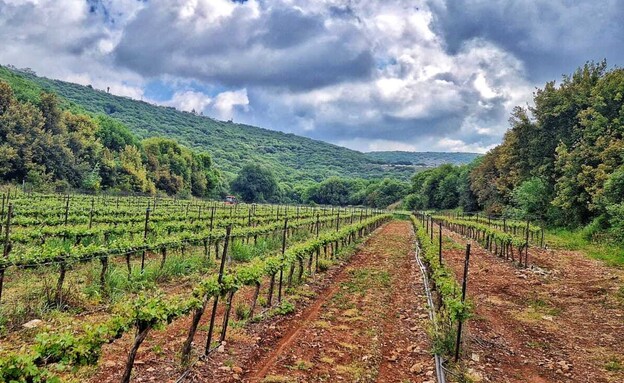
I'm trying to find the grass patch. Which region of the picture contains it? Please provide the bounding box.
[334,362,366,380]
[546,228,624,267]
[342,268,390,295]
[616,286,624,305]
[606,359,624,372]
[262,375,295,383]
[442,236,464,251]
[527,340,550,350]
[288,359,314,371]
[313,320,331,329]
[526,295,561,316]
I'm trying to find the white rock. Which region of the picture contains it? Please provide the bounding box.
[22,319,43,329]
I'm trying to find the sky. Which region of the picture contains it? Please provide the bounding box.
[1,0,623,153]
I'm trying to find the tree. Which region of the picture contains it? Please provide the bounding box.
[305,177,355,206]
[231,163,279,202]
[510,178,549,220]
[364,178,409,208]
[96,115,139,152]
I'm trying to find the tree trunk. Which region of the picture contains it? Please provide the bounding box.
[181,296,209,365]
[126,253,132,280]
[55,262,67,307]
[220,290,235,342]
[159,247,167,270]
[250,282,260,318]
[121,325,152,383]
[267,273,275,307]
[100,255,108,294]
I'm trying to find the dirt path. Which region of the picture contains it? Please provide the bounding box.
[84,221,435,383]
[440,228,624,383]
[244,220,435,383]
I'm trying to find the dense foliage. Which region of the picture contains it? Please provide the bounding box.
[304,177,410,208]
[407,62,624,243]
[0,80,219,197]
[0,65,416,186]
[404,164,479,212]
[366,151,480,166]
[231,163,280,203]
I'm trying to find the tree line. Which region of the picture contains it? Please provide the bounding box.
[0,81,220,197]
[230,163,410,207]
[0,79,410,208]
[405,61,624,243]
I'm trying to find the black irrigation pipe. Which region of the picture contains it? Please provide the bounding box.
[414,240,446,383]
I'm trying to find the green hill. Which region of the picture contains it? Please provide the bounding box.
[0,65,419,185]
[365,151,481,167]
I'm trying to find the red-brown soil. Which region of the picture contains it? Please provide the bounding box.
[243,220,435,383]
[85,220,436,383]
[440,228,624,383]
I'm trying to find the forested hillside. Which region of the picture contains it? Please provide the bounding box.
[0,65,416,185]
[406,61,624,244]
[0,81,219,197]
[366,151,480,166]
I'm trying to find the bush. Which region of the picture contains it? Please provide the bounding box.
[274,300,295,316]
[317,259,332,272]
[234,302,250,320]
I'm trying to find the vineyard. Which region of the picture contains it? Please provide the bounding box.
[1,192,622,383]
[0,190,388,382]
[412,212,624,383]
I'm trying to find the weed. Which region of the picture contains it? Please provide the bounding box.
[230,241,254,262]
[257,295,268,308]
[262,376,294,383]
[151,344,164,356]
[288,360,313,371]
[318,259,332,272]
[605,359,623,372]
[235,302,251,321]
[273,300,295,316]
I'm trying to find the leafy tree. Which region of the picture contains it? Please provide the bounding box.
[509,178,549,221]
[118,145,155,194]
[82,163,102,192]
[403,193,425,210]
[305,177,358,206]
[96,115,139,151]
[364,178,409,208]
[231,163,279,202]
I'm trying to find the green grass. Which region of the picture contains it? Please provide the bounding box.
[605,356,624,372]
[546,228,624,267]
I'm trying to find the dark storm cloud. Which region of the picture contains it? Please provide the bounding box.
[113,2,374,90]
[428,0,624,81]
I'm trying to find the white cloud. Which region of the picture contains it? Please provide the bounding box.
[161,88,248,120]
[212,89,249,120]
[164,90,212,114]
[1,0,620,154]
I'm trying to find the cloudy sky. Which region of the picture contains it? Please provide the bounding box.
[1,0,623,153]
